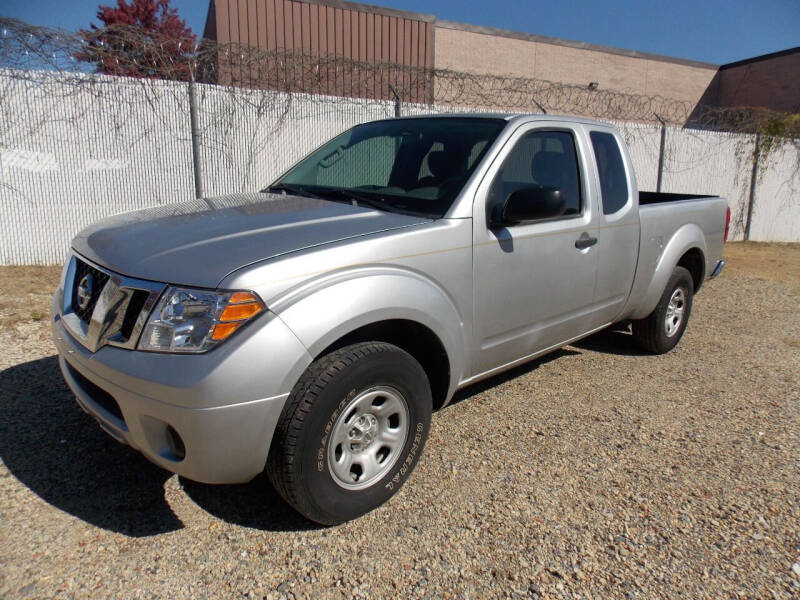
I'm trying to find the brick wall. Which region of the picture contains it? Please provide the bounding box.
[715,51,800,112]
[433,23,719,116]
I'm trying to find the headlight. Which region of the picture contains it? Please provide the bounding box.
[139,287,265,353]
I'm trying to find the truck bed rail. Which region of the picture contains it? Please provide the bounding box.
[640,191,716,205]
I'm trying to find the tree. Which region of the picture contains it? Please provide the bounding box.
[77,0,196,80]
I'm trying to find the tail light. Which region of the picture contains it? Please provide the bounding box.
[724,206,731,243]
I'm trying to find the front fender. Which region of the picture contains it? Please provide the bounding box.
[268,266,468,400]
[631,223,707,320]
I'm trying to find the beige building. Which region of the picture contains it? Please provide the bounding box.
[203,0,799,120]
[433,20,718,110]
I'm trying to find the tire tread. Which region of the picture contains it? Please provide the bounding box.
[266,342,402,523]
[632,266,694,354]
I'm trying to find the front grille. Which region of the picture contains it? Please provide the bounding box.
[72,259,110,323]
[120,289,150,341]
[61,255,164,352]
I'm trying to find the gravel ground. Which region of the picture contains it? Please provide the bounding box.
[1,242,798,600]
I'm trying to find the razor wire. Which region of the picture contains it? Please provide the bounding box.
[3,17,799,132]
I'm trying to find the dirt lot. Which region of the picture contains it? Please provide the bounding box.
[1,242,798,600]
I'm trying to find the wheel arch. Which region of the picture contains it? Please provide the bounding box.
[631,223,707,320]
[272,268,466,408]
[316,319,451,410]
[677,246,705,293]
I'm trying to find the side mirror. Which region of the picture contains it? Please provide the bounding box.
[494,186,566,226]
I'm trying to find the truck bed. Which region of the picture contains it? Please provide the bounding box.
[619,192,728,321]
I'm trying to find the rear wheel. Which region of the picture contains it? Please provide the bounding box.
[267,342,432,525]
[632,266,694,354]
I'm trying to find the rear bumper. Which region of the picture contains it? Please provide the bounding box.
[710,259,725,279]
[51,295,312,484]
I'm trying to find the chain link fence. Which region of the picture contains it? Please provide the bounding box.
[1,18,799,263]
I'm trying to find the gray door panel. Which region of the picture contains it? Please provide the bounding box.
[471,123,603,376]
[587,128,640,324]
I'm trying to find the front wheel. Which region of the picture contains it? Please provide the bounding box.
[266,342,432,525]
[632,266,694,354]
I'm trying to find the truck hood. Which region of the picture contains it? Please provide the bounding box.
[72,192,431,288]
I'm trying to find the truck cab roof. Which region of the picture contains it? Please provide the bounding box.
[384,112,618,129]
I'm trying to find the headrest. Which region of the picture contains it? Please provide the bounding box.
[531,151,571,187]
[428,150,464,179]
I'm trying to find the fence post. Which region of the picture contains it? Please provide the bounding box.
[655,114,666,193]
[187,77,204,199]
[744,133,761,241]
[389,84,401,117]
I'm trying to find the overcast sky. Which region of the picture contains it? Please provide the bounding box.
[3,0,799,65]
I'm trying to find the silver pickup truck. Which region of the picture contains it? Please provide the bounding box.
[52,114,729,524]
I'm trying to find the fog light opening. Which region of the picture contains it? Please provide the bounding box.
[165,425,186,461]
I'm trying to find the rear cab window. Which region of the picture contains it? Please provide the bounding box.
[589,131,629,215]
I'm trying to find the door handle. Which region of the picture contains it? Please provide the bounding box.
[575,233,598,250]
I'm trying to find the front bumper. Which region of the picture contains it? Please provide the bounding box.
[51,295,312,484]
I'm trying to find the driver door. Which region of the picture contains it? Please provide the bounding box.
[472,124,601,376]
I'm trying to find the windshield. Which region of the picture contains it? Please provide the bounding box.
[270,117,507,218]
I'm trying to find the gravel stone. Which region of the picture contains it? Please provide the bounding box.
[1,242,799,599]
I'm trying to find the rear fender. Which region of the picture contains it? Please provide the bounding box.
[631,223,707,320]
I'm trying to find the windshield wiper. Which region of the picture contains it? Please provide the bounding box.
[314,188,394,212]
[308,187,411,214]
[263,183,324,200]
[266,184,407,216]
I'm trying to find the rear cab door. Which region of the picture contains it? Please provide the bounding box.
[584,126,640,324]
[471,119,604,377]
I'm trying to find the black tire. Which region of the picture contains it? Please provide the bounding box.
[266,342,432,525]
[632,266,694,354]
